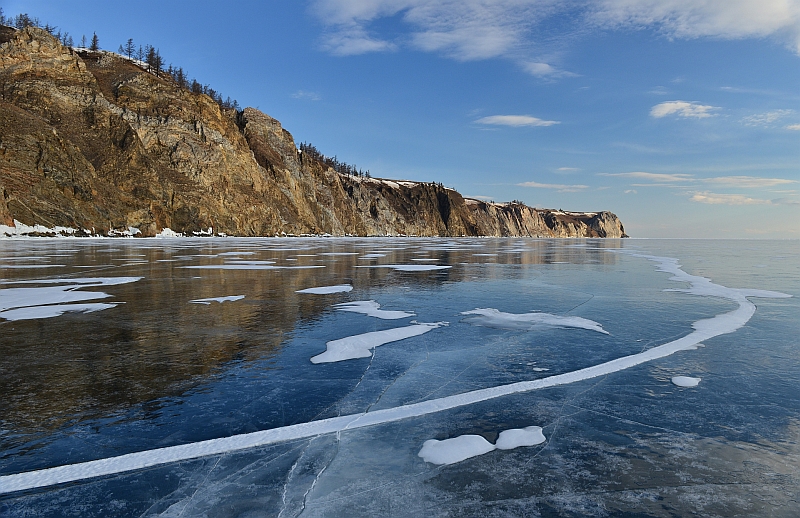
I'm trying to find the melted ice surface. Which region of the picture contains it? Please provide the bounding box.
[672,376,701,387]
[311,323,445,363]
[333,300,415,319]
[461,308,609,334]
[296,285,353,294]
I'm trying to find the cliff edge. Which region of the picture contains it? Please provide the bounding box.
[0,27,627,238]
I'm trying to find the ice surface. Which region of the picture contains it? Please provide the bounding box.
[495,426,546,450]
[333,300,415,319]
[418,435,496,465]
[183,264,324,270]
[461,308,610,334]
[189,295,245,304]
[358,264,452,272]
[310,323,445,363]
[0,249,792,495]
[672,376,701,387]
[296,285,353,294]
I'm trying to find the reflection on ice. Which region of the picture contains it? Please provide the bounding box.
[672,376,701,387]
[310,322,446,363]
[461,308,610,334]
[296,285,353,294]
[333,300,414,319]
[189,295,246,305]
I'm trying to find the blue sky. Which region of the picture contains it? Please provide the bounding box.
[5,0,800,237]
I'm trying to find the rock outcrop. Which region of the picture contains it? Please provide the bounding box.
[0,27,627,238]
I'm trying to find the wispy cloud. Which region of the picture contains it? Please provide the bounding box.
[291,90,322,101]
[517,181,589,192]
[741,109,793,127]
[557,167,580,172]
[521,61,577,78]
[650,101,718,119]
[476,115,560,127]
[601,172,693,182]
[787,123,800,130]
[704,176,797,188]
[690,192,773,205]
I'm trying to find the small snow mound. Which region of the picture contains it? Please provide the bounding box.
[189,295,245,305]
[155,228,183,238]
[418,435,495,465]
[495,426,546,450]
[671,376,701,387]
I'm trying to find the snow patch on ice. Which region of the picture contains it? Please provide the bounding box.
[418,435,495,465]
[359,254,386,259]
[495,426,546,450]
[358,264,452,272]
[671,376,701,387]
[296,285,353,294]
[461,308,609,334]
[0,303,119,321]
[189,295,245,305]
[333,300,415,320]
[155,228,183,238]
[311,322,445,363]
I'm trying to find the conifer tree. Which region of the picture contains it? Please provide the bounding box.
[90,32,99,51]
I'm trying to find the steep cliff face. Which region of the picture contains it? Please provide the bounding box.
[0,27,627,238]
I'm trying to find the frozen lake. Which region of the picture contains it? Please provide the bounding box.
[1,238,798,517]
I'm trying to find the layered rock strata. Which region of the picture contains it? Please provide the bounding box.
[0,27,627,238]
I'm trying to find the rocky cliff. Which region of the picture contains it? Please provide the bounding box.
[0,27,627,238]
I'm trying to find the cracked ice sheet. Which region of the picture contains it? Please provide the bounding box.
[189,295,245,304]
[310,323,446,364]
[296,285,353,294]
[333,301,414,320]
[461,308,610,334]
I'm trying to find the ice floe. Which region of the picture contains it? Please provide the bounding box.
[296,285,353,294]
[0,303,120,321]
[357,264,452,272]
[333,300,415,319]
[461,308,609,334]
[0,251,791,494]
[310,322,445,363]
[189,295,245,305]
[671,376,701,387]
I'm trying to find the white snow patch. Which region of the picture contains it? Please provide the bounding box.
[0,220,80,237]
[495,426,546,450]
[671,376,701,387]
[418,435,495,465]
[183,264,323,270]
[1,252,790,495]
[311,322,445,363]
[358,264,452,272]
[296,285,353,295]
[189,295,245,305]
[359,254,387,259]
[0,303,119,321]
[461,308,609,334]
[333,300,415,320]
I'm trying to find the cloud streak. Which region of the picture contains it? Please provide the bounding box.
[476,115,560,127]
[517,181,589,192]
[650,101,718,119]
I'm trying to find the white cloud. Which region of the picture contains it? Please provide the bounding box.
[521,61,577,78]
[592,0,800,55]
[690,192,773,205]
[704,176,797,188]
[291,90,322,101]
[624,189,637,194]
[601,171,693,182]
[517,181,589,192]
[476,115,560,127]
[787,123,800,130]
[650,101,718,119]
[741,109,793,127]
[557,167,580,172]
